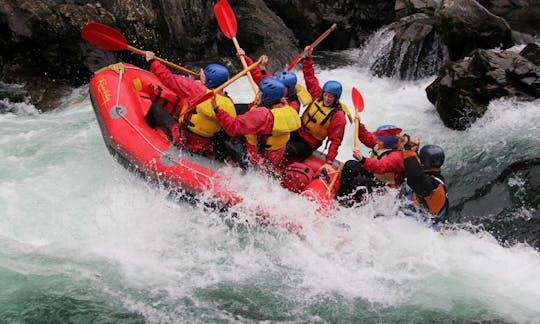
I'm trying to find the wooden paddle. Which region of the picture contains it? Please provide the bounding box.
[326,163,344,197]
[287,23,337,71]
[352,87,365,150]
[180,57,264,118]
[214,0,259,94]
[81,22,199,78]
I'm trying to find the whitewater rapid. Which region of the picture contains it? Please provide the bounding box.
[1,55,540,323]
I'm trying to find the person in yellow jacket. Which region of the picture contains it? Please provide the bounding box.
[144,51,237,156]
[213,77,301,171]
[284,47,352,167]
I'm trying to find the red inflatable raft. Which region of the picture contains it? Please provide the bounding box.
[88,62,342,213]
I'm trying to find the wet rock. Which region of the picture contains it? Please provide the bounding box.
[520,42,540,65]
[451,158,540,250]
[395,0,442,18]
[370,13,449,79]
[478,0,540,36]
[435,0,514,60]
[426,47,540,130]
[265,0,396,50]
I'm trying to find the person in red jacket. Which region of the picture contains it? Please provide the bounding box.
[212,77,301,171]
[236,48,269,85]
[284,47,351,168]
[337,124,410,206]
[144,51,237,156]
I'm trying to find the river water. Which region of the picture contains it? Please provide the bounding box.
[1,51,540,323]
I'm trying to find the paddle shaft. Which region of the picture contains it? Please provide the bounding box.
[81,22,199,77]
[179,57,263,118]
[327,163,344,197]
[126,45,199,77]
[287,23,337,71]
[232,38,259,94]
[217,57,262,93]
[354,115,360,150]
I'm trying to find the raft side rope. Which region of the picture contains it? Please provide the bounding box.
[112,65,213,184]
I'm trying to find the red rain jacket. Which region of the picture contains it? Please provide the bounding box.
[215,105,286,170]
[150,60,215,153]
[357,123,405,185]
[299,57,346,164]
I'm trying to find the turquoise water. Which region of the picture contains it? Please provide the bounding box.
[1,61,540,323]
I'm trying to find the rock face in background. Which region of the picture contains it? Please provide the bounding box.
[265,0,396,49]
[479,0,540,36]
[370,13,449,79]
[435,0,514,60]
[426,44,540,129]
[0,0,301,111]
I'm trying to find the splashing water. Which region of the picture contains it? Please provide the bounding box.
[1,53,540,323]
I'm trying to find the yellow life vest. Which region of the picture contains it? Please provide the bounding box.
[294,84,313,107]
[300,100,352,141]
[246,104,301,151]
[180,91,236,138]
[370,144,397,185]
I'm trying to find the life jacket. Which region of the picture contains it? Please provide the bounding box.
[300,99,352,141]
[293,84,313,107]
[370,144,397,185]
[413,176,448,220]
[181,91,236,138]
[246,104,301,152]
[144,82,186,118]
[405,176,448,222]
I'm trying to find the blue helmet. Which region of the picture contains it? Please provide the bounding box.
[322,80,342,100]
[374,124,402,149]
[259,77,285,106]
[203,64,229,88]
[276,71,297,94]
[419,145,445,169]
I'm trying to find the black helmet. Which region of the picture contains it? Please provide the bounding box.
[419,145,445,169]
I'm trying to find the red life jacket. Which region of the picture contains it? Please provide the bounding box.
[147,83,186,118]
